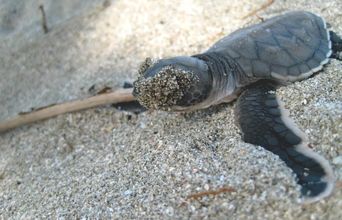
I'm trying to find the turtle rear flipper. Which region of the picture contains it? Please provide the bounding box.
[329,31,342,60]
[235,81,335,203]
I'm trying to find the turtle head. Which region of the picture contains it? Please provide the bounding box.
[133,56,213,111]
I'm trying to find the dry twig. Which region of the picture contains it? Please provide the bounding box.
[242,0,274,19]
[0,88,134,133]
[180,186,236,206]
[186,187,236,200]
[39,5,49,33]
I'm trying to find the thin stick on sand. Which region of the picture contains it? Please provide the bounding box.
[0,88,134,133]
[242,0,274,19]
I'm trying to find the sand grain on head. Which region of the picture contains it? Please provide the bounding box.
[137,57,159,76]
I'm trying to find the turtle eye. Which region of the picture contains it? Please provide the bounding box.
[176,86,209,107]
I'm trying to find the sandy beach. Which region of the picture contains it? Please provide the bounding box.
[0,0,341,219]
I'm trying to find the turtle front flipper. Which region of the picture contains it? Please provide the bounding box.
[234,81,335,203]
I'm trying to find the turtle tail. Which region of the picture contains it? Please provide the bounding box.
[234,81,335,203]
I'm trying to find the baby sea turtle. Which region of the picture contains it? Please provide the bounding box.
[133,11,342,203]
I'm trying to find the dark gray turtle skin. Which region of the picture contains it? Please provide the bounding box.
[133,11,341,203]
